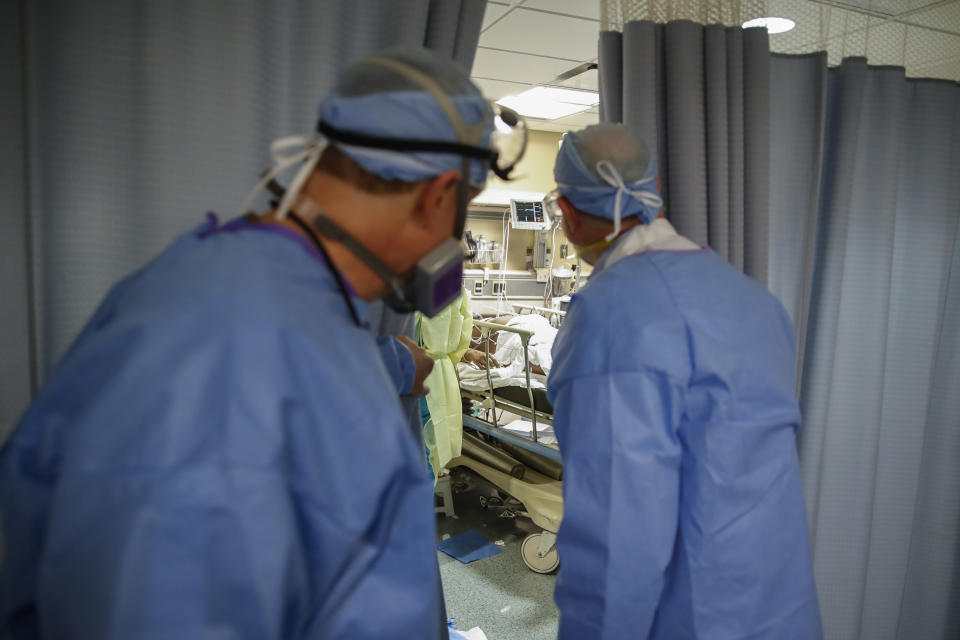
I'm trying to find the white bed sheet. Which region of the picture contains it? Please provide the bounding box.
[492,314,558,375]
[503,419,557,445]
[457,361,547,392]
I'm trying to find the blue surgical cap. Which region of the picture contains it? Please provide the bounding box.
[319,48,493,187]
[554,123,663,225]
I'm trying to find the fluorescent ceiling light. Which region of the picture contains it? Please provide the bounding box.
[497,86,599,120]
[742,16,796,34]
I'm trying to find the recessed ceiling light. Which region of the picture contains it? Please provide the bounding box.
[742,16,796,34]
[497,86,599,121]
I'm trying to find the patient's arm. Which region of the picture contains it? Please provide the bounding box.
[462,349,500,369]
[467,315,550,374]
[462,348,545,375]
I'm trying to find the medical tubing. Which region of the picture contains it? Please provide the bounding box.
[483,326,498,427]
[497,209,510,315]
[461,431,526,479]
[543,222,560,306]
[522,334,537,442]
[501,220,510,310]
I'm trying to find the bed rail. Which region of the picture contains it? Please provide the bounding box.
[470,319,543,442]
[511,302,566,317]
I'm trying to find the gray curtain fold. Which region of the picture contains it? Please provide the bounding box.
[769,55,960,640]
[425,0,486,72]
[605,23,959,637]
[900,218,960,639]
[599,20,770,283]
[741,28,770,281]
[0,2,33,439]
[2,0,486,429]
[768,52,828,389]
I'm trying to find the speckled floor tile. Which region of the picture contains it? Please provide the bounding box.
[437,468,559,640]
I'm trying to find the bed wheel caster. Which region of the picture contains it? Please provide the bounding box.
[520,531,559,574]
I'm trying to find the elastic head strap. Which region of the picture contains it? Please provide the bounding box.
[310,213,408,300]
[362,55,491,145]
[316,121,491,159]
[292,196,410,301]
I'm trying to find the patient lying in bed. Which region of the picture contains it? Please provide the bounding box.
[457,313,558,391]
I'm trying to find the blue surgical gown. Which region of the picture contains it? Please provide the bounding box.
[375,334,415,396]
[548,244,822,639]
[0,215,445,639]
[369,303,421,436]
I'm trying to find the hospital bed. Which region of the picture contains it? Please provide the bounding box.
[510,302,566,323]
[449,317,564,574]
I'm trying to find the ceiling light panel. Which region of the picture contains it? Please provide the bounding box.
[472,77,533,101]
[497,86,599,120]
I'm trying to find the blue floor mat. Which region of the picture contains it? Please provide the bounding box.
[437,529,505,564]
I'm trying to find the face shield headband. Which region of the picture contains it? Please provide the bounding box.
[317,103,525,237]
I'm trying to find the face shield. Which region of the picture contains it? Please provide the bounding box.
[544,189,563,222]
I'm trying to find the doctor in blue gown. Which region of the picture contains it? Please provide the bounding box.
[371,305,433,440]
[546,124,822,639]
[0,48,522,639]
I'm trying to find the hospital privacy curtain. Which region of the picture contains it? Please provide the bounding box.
[769,55,960,640]
[0,0,487,437]
[598,20,772,283]
[598,17,960,639]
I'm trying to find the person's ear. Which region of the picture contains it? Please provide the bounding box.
[557,196,582,237]
[413,170,460,230]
